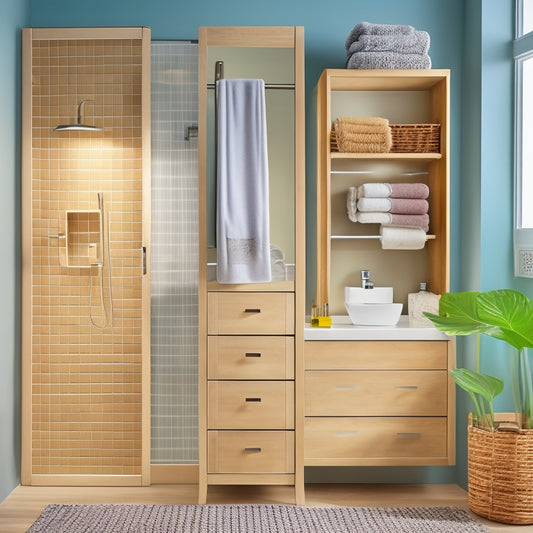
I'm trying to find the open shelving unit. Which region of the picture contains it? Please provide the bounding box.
[315,69,450,314]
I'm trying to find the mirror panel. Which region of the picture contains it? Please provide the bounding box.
[205,46,296,281]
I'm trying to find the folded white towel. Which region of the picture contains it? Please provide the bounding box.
[356,212,392,224]
[357,183,392,198]
[347,187,358,222]
[216,79,271,284]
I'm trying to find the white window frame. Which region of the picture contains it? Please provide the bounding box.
[514,0,533,277]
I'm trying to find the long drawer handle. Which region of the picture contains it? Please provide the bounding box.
[245,352,262,358]
[244,447,262,452]
[396,432,421,439]
[244,308,261,313]
[395,385,419,390]
[335,385,360,391]
[245,397,262,402]
[336,431,359,437]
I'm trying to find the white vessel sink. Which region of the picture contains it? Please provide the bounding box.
[345,302,403,326]
[345,286,393,304]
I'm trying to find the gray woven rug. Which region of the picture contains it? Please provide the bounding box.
[27,504,489,532]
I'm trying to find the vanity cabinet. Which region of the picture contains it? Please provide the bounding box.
[304,339,455,466]
[198,27,306,504]
[315,69,450,313]
[307,69,454,468]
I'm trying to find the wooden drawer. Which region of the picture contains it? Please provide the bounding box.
[208,292,294,335]
[305,370,447,416]
[208,430,294,473]
[208,381,294,429]
[208,336,294,380]
[304,417,447,464]
[305,341,449,370]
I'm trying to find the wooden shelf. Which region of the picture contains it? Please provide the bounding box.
[331,152,442,161]
[331,234,435,241]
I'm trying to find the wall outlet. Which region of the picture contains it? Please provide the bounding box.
[516,248,533,278]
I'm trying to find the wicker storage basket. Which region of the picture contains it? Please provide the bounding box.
[468,416,533,524]
[390,124,440,153]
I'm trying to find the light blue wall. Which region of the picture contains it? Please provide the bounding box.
[0,0,30,503]
[458,0,518,488]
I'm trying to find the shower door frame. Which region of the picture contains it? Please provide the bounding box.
[21,26,152,486]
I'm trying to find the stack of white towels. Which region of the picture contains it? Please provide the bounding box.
[348,182,429,231]
[345,22,431,70]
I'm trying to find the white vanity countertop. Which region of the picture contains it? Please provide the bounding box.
[304,315,450,341]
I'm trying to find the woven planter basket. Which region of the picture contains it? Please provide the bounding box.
[468,415,533,524]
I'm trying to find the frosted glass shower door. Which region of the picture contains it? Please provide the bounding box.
[151,41,199,470]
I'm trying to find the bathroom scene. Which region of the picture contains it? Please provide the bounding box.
[22,23,452,503]
[3,1,532,531]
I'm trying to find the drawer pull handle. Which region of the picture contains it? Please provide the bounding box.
[245,352,262,358]
[335,385,360,391]
[245,397,262,402]
[244,308,261,313]
[336,431,359,437]
[244,447,262,452]
[396,385,418,390]
[397,432,421,439]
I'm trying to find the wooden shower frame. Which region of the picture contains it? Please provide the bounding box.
[21,26,152,486]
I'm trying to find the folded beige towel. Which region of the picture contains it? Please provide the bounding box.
[334,117,392,153]
[337,116,390,126]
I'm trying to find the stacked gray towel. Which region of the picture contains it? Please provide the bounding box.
[345,22,431,70]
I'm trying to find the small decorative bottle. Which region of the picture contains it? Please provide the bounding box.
[408,282,440,327]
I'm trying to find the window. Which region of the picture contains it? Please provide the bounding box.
[514,0,533,277]
[521,0,533,35]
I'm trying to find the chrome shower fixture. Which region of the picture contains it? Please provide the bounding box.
[53,99,102,132]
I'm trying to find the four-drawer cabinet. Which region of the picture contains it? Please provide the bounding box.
[206,292,296,483]
[304,340,455,466]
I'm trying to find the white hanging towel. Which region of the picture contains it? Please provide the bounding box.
[216,79,272,283]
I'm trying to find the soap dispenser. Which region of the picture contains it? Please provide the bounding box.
[408,282,440,327]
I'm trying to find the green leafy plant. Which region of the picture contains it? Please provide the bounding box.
[424,289,533,430]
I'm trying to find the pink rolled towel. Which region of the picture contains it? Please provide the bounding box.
[357,182,429,199]
[357,197,428,215]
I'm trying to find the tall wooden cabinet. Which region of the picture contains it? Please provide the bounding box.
[306,69,455,468]
[198,27,305,504]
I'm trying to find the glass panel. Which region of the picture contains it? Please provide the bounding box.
[150,41,199,463]
[205,47,296,281]
[523,0,533,35]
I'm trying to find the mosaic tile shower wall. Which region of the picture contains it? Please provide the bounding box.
[30,37,145,475]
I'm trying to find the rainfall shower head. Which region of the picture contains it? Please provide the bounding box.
[53,100,102,132]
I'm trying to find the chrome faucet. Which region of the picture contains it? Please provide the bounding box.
[361,270,375,289]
